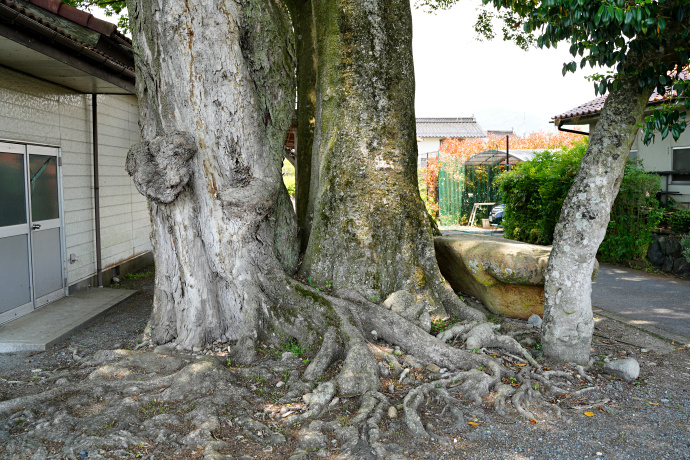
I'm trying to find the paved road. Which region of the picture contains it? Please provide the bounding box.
[592,264,690,340]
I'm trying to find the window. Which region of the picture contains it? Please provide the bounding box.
[672,147,690,183]
[629,149,638,161]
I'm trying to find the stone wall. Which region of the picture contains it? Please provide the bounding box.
[646,234,690,276]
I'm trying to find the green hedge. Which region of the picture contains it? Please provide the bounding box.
[497,140,661,262]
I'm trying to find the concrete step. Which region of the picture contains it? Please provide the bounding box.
[0,288,137,353]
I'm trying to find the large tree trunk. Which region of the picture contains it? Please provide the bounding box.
[125,0,298,349]
[293,0,477,319]
[542,76,653,364]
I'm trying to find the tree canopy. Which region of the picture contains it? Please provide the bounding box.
[418,0,690,143]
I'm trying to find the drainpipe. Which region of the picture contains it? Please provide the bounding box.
[92,94,103,288]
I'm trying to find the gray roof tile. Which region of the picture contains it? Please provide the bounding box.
[416,117,487,138]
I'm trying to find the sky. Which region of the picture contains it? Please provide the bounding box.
[92,2,603,135]
[411,0,601,134]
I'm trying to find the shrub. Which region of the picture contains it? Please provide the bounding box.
[598,162,661,261]
[496,141,587,245]
[670,209,690,234]
[498,140,661,262]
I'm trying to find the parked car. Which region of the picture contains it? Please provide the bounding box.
[489,204,505,225]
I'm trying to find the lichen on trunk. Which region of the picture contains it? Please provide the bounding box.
[542,71,654,364]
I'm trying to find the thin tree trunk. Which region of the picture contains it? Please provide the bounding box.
[542,76,653,363]
[125,0,297,349]
[285,0,317,252]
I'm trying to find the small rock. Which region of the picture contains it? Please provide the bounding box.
[387,406,398,419]
[112,276,120,284]
[640,348,648,353]
[527,314,542,328]
[302,393,313,405]
[329,397,340,408]
[276,381,285,388]
[192,346,202,353]
[153,345,172,354]
[426,363,441,373]
[282,352,297,360]
[603,358,640,381]
[388,384,395,393]
[661,398,670,403]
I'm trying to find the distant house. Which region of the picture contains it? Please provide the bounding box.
[0,0,150,324]
[554,87,690,208]
[416,117,487,167]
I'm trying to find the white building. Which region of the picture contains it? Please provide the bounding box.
[0,0,150,324]
[416,117,487,167]
[554,92,690,208]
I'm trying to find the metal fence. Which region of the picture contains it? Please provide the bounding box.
[438,154,504,226]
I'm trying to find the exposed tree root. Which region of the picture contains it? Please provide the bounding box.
[0,280,609,459]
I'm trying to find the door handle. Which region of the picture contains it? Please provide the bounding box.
[32,224,41,230]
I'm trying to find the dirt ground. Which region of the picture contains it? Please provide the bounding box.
[0,267,689,459]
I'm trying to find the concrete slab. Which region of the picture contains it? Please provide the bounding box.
[0,288,137,353]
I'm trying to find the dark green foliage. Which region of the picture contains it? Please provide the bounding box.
[498,141,661,262]
[497,141,588,245]
[670,209,690,234]
[598,164,662,261]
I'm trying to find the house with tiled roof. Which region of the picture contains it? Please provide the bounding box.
[0,0,150,325]
[553,83,690,208]
[416,117,487,167]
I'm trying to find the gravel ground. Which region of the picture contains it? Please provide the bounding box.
[0,267,689,459]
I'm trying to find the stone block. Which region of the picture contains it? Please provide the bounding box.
[434,233,598,319]
[603,358,640,381]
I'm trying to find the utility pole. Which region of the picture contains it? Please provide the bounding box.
[506,135,510,172]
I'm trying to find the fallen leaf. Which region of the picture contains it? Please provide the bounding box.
[132,395,139,401]
[529,418,537,424]
[648,402,659,406]
[584,412,595,417]
[543,366,550,371]
[516,363,527,367]
[467,422,481,426]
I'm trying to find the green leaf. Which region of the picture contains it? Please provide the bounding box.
[624,10,634,25]
[595,4,605,25]
[615,8,624,24]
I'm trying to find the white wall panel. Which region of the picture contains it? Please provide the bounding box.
[0,67,151,289]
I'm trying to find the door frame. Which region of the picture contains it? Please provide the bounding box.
[0,139,66,324]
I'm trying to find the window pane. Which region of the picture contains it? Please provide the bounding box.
[29,155,59,221]
[673,148,690,171]
[0,152,27,227]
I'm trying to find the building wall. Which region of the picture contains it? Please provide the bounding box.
[636,128,690,208]
[0,66,150,287]
[417,138,442,155]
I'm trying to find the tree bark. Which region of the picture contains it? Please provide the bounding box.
[542,76,653,364]
[125,0,298,349]
[284,0,317,253]
[295,0,476,319]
